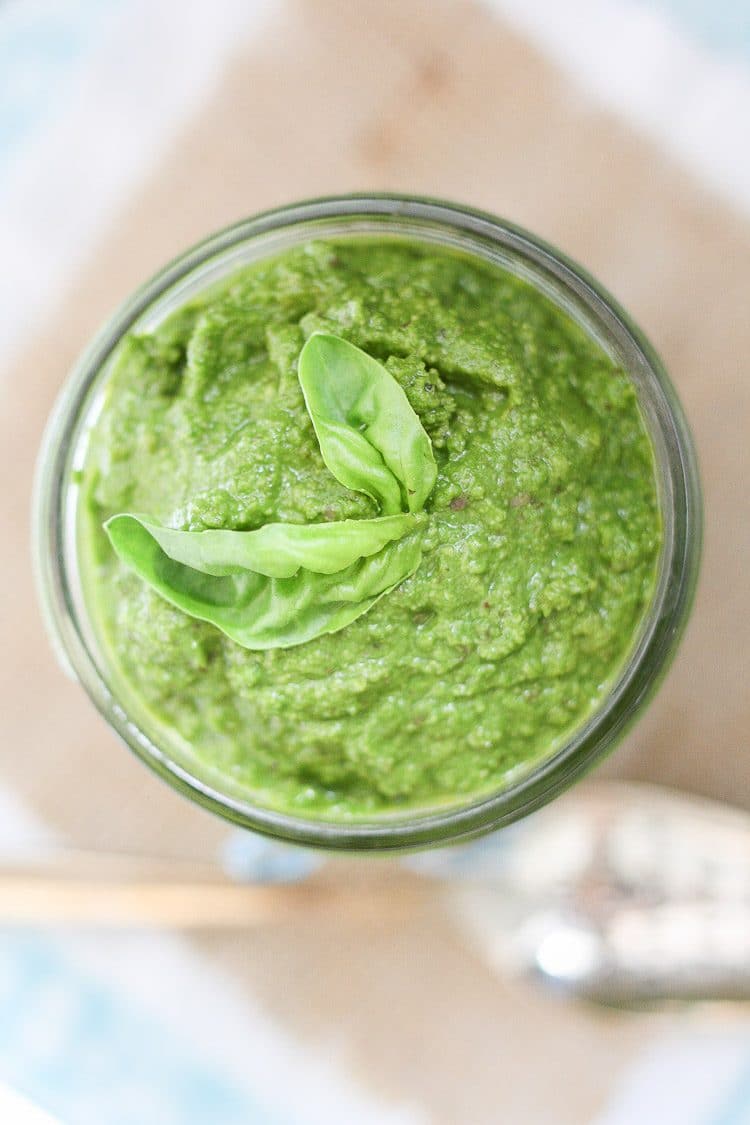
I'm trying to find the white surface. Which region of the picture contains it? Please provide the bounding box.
[487,0,750,218]
[0,1080,59,1125]
[594,1028,750,1125]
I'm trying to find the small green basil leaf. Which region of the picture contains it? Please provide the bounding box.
[105,512,416,579]
[104,514,423,650]
[298,332,437,514]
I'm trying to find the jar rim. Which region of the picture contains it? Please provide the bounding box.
[33,193,703,850]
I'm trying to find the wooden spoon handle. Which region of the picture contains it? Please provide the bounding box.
[0,871,426,929]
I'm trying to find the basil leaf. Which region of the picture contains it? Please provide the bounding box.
[103,334,438,649]
[104,514,423,650]
[298,332,437,514]
[105,512,416,579]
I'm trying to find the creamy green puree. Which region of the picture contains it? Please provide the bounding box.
[81,239,661,818]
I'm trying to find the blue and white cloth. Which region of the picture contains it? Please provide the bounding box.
[2,2,749,1122]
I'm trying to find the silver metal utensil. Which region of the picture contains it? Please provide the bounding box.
[444,782,750,1004]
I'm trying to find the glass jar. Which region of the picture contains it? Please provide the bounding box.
[33,195,702,850]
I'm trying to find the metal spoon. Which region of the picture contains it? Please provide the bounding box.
[442,782,750,1004]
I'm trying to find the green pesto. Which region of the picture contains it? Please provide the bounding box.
[80,239,661,818]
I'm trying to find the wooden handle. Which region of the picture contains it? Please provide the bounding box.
[0,871,427,929]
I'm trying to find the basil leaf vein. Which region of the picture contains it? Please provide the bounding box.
[105,512,417,579]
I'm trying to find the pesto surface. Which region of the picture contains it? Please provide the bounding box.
[81,239,661,818]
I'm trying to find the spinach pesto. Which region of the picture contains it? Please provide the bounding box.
[81,239,661,819]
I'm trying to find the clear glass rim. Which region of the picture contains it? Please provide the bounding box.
[33,193,703,850]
